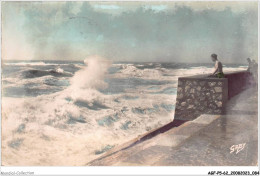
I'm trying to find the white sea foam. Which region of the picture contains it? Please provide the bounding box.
[4,61,47,66]
[113,64,246,80]
[55,67,64,73]
[115,64,162,79]
[1,58,246,166]
[3,61,76,67]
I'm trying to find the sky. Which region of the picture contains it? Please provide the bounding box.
[2,1,258,63]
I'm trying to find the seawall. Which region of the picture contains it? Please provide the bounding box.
[87,70,256,166]
[174,71,254,121]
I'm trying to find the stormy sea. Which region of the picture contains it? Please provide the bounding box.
[1,57,247,165]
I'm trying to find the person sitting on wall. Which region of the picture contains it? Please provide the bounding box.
[210,53,224,78]
[246,58,258,83]
[247,58,253,72]
[251,59,258,83]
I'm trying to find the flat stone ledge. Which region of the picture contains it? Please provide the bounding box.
[88,114,220,166]
[192,114,220,125]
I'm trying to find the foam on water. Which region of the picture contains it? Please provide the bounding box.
[1,58,247,165]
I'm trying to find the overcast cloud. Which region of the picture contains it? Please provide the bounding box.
[2,1,258,63]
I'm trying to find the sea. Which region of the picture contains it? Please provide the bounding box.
[1,57,247,165]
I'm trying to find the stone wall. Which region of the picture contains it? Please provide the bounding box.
[174,71,254,121]
[174,75,228,121]
[225,71,255,99]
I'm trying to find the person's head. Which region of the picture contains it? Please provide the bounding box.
[211,54,218,62]
[247,58,251,63]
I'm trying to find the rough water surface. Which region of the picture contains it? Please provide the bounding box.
[1,57,246,165]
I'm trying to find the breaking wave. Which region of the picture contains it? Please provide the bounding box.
[1,58,247,166]
[22,69,73,79]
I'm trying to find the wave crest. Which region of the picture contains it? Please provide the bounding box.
[22,69,72,79]
[68,56,111,101]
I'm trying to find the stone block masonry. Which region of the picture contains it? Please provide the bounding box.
[174,71,254,121]
[174,75,228,121]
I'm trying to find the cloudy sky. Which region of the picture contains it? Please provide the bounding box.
[2,1,258,63]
